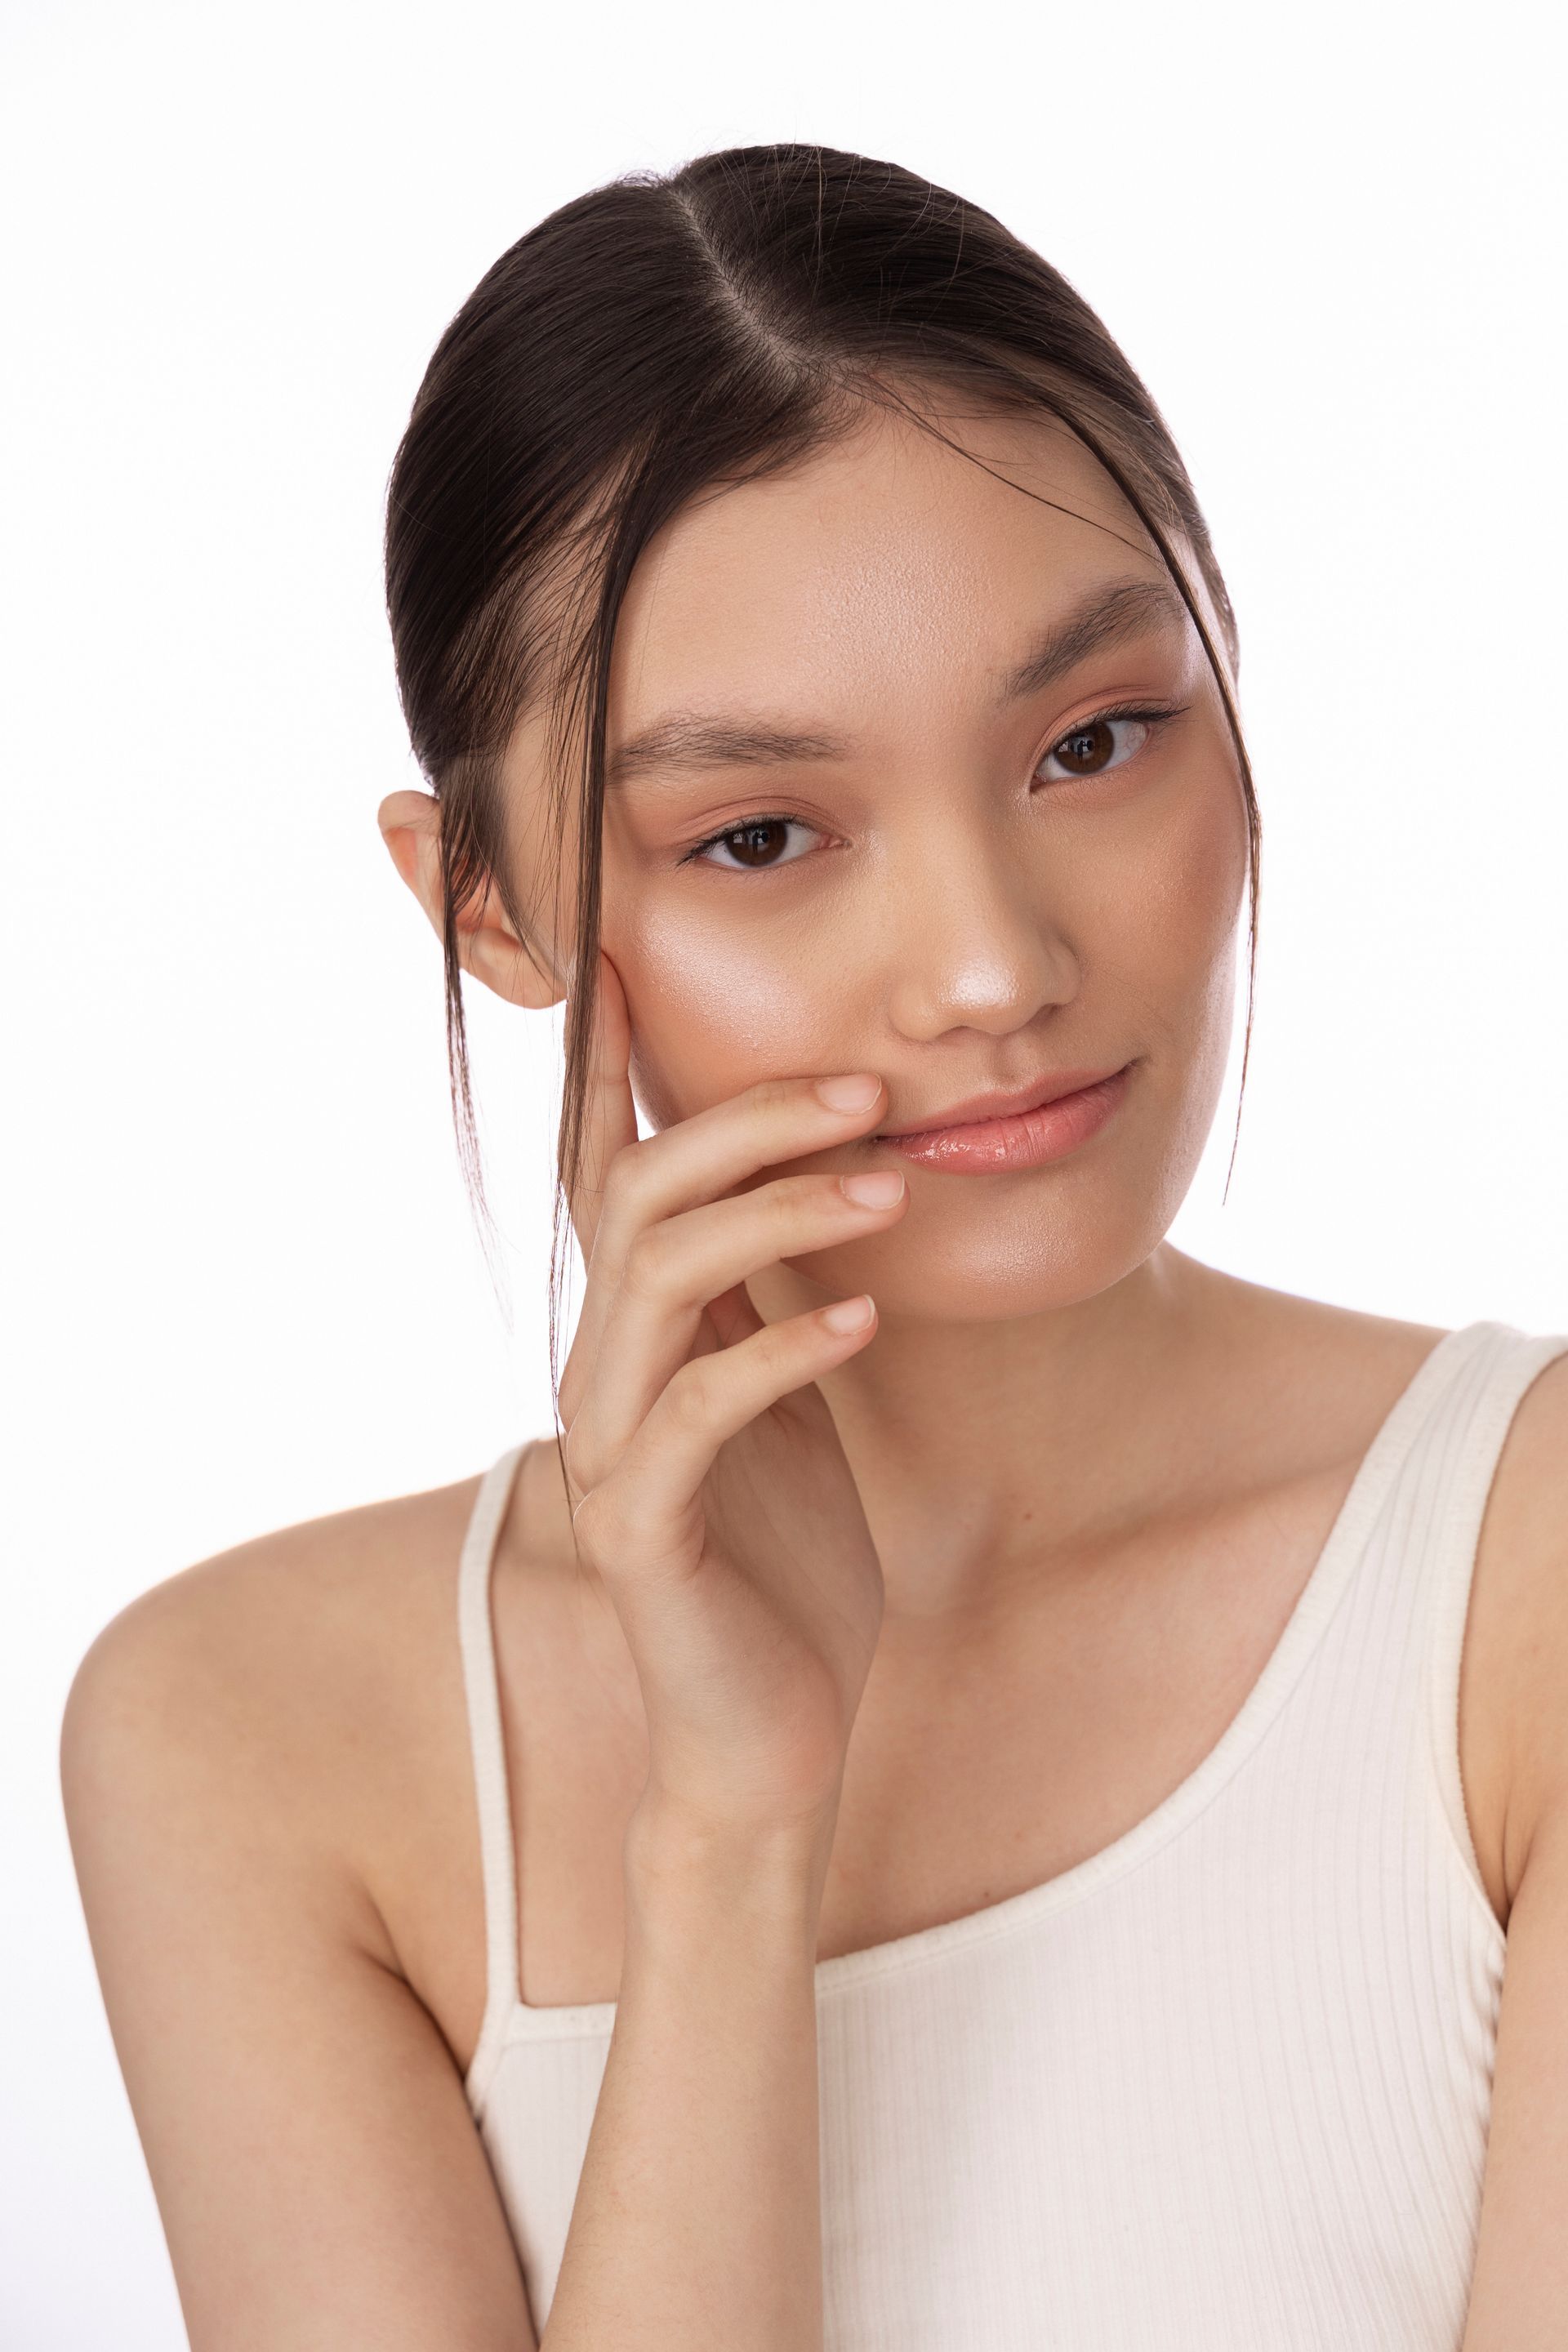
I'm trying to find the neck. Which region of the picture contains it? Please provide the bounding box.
[747,1241,1235,1624]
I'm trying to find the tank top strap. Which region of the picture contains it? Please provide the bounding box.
[457,1439,532,2105]
[1414,1321,1568,1895]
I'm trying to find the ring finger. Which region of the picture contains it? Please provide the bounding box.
[566,1166,907,1484]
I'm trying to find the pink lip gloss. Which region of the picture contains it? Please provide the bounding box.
[880,1066,1133,1174]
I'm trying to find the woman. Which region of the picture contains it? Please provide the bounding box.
[61,144,1568,2350]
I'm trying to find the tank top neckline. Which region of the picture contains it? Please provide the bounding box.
[459,1318,1503,2066]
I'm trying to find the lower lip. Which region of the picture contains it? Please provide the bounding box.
[880,1065,1134,1174]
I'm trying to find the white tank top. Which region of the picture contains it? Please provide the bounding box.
[457,1318,1568,2348]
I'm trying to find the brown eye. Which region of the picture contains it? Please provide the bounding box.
[687,815,820,871]
[723,822,789,866]
[1057,720,1115,773]
[1037,712,1153,785]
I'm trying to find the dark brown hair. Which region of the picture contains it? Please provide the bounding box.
[384,141,1258,1390]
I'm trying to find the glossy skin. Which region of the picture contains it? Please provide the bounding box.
[592,404,1242,1331]
[59,393,1568,2349]
[413,401,1258,1616]
[597,407,1245,1616]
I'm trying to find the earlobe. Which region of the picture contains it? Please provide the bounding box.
[375,788,567,1011]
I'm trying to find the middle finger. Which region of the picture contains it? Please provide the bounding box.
[568,1164,908,1482]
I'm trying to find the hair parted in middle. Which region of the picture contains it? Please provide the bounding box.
[384,141,1258,1393]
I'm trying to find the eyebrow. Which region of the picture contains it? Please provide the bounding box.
[604,572,1187,793]
[998,574,1186,702]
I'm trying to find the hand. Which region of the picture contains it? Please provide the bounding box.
[555,952,907,1841]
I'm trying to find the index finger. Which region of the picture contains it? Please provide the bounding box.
[563,947,639,1261]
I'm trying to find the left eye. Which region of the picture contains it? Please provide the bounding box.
[1036,713,1152,783]
[684,817,820,871]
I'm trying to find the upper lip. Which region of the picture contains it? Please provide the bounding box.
[876,1062,1130,1139]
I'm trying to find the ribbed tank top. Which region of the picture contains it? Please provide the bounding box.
[457,1318,1568,2349]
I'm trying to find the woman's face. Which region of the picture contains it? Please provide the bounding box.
[502,394,1250,1324]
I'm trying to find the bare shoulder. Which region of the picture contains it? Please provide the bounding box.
[1180,1258,1452,1445]
[60,1463,492,1951]
[1463,1343,1568,1920]
[1204,1265,1449,1357]
[1174,1263,1568,1932]
[62,1463,489,1720]
[57,1463,546,2349]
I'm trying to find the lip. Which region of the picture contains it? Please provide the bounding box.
[876,1064,1131,1140]
[877,1062,1134,1174]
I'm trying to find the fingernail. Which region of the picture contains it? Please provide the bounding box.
[840,1170,905,1208]
[822,1294,875,1334]
[815,1073,881,1112]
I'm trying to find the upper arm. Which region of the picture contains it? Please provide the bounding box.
[60,1561,539,2352]
[1461,1352,1568,2350]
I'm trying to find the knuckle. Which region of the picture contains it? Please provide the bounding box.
[762,1313,809,1365]
[621,1223,675,1303]
[747,1075,804,1117]
[761,1174,831,1236]
[774,1172,830,1216]
[663,1357,718,1437]
[600,1138,643,1209]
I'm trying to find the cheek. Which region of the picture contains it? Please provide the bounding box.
[1098,760,1250,1203]
[1087,757,1248,1040]
[609,898,849,1130]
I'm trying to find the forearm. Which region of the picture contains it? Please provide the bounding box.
[541,1796,834,2351]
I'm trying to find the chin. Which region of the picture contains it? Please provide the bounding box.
[786,1158,1188,1327]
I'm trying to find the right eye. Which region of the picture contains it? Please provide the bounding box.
[680,816,822,872]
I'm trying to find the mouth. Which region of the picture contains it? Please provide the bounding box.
[875,1062,1135,1174]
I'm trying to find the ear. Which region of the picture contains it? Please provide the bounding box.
[376,789,566,1010]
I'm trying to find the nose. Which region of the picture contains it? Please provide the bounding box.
[879,827,1080,1043]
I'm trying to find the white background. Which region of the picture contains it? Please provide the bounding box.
[3,1,1564,2341]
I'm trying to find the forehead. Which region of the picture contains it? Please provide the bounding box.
[607,399,1170,728]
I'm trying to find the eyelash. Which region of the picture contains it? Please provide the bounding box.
[675,699,1187,872]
